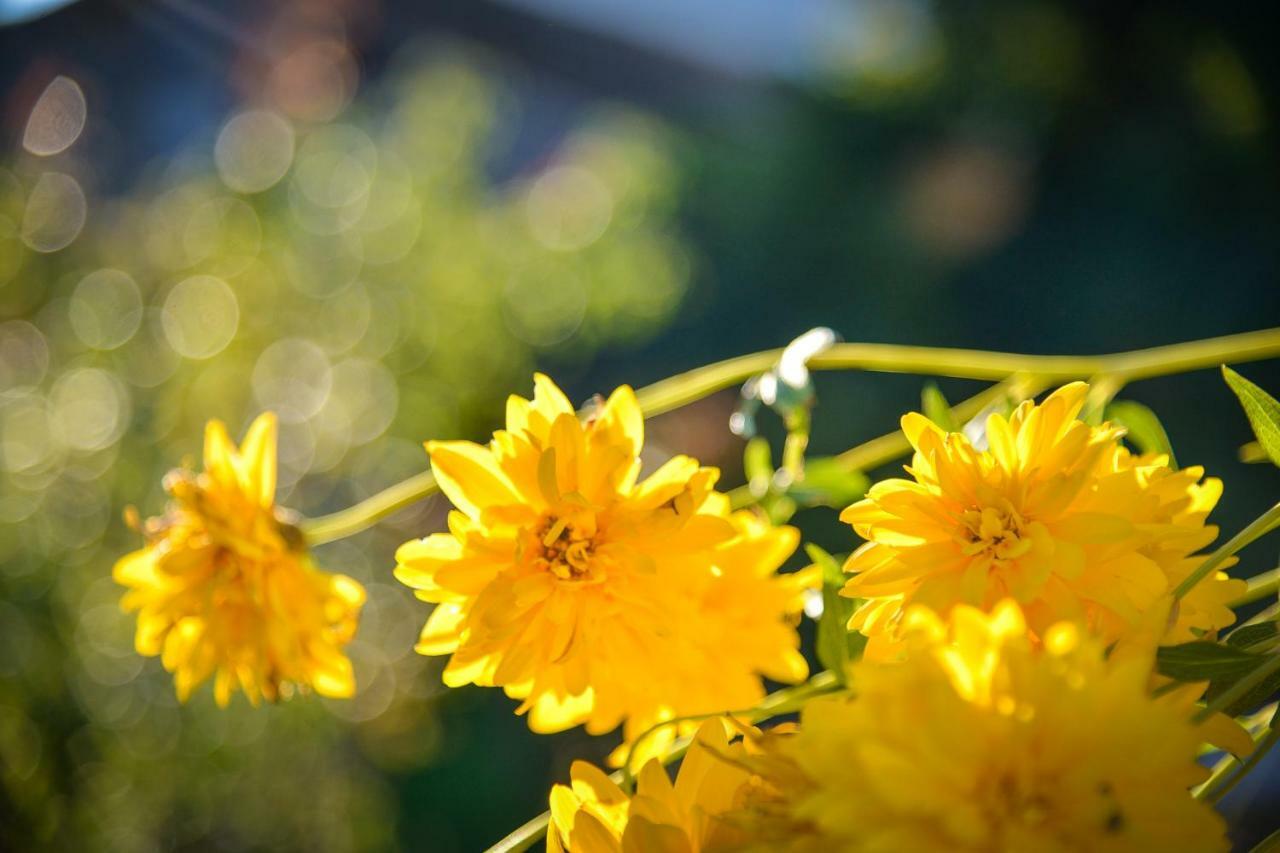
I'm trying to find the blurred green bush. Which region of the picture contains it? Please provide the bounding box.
[0,51,688,851]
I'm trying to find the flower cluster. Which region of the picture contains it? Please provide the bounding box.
[395,375,810,757]
[110,372,1266,851]
[550,601,1245,852]
[114,414,365,705]
[839,383,1243,655]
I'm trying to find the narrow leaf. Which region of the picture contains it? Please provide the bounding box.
[1156,641,1265,682]
[1227,622,1280,654]
[921,382,957,432]
[1223,366,1280,467]
[1106,400,1178,468]
[1206,661,1280,717]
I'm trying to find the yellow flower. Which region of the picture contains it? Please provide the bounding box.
[547,719,755,852]
[114,413,365,706]
[840,383,1242,651]
[395,374,808,752]
[739,601,1233,852]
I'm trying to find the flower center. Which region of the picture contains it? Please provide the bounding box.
[985,774,1126,841]
[958,501,1031,562]
[534,515,601,583]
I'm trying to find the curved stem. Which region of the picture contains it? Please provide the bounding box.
[727,374,1045,510]
[304,327,1280,545]
[1196,723,1280,804]
[1231,567,1280,610]
[621,670,840,784]
[304,470,438,546]
[1174,502,1280,601]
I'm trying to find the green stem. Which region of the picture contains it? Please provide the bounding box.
[726,375,1044,510]
[1174,502,1280,600]
[305,328,1280,544]
[621,670,839,785]
[1231,567,1280,610]
[304,470,438,546]
[1250,827,1280,853]
[1195,723,1280,804]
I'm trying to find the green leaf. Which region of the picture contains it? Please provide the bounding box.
[1227,622,1280,654]
[1106,400,1177,467]
[805,544,862,683]
[1205,660,1280,717]
[921,382,957,432]
[1223,365,1280,467]
[1156,641,1265,682]
[1161,638,1280,717]
[788,457,870,510]
[804,543,846,588]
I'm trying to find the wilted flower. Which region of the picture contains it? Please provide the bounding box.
[114,413,365,706]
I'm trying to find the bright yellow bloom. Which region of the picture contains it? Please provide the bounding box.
[547,719,755,852]
[114,413,365,706]
[395,375,808,753]
[840,383,1242,652]
[738,601,1234,852]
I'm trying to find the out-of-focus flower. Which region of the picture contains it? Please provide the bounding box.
[114,413,365,706]
[547,719,755,852]
[735,601,1237,852]
[395,375,808,755]
[840,383,1241,653]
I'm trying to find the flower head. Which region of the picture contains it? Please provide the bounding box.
[395,374,808,751]
[547,719,755,852]
[737,601,1232,852]
[114,413,365,706]
[840,383,1242,651]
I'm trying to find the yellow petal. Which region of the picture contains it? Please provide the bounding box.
[428,440,519,517]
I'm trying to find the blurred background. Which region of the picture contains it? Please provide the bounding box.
[1,1,1278,850]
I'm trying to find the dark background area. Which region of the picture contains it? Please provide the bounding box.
[2,0,1278,850]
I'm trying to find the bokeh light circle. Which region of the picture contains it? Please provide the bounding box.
[252,338,333,423]
[50,368,130,452]
[69,269,143,350]
[21,172,87,253]
[23,76,87,156]
[161,275,240,359]
[215,110,296,194]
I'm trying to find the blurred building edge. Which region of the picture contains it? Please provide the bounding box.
[0,0,78,26]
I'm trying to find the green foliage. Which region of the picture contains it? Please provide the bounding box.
[1106,400,1178,467]
[0,54,688,851]
[805,544,866,684]
[1159,633,1280,717]
[921,382,958,432]
[788,458,870,510]
[1223,365,1280,467]
[1156,641,1265,683]
[1226,622,1280,654]
[743,436,773,496]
